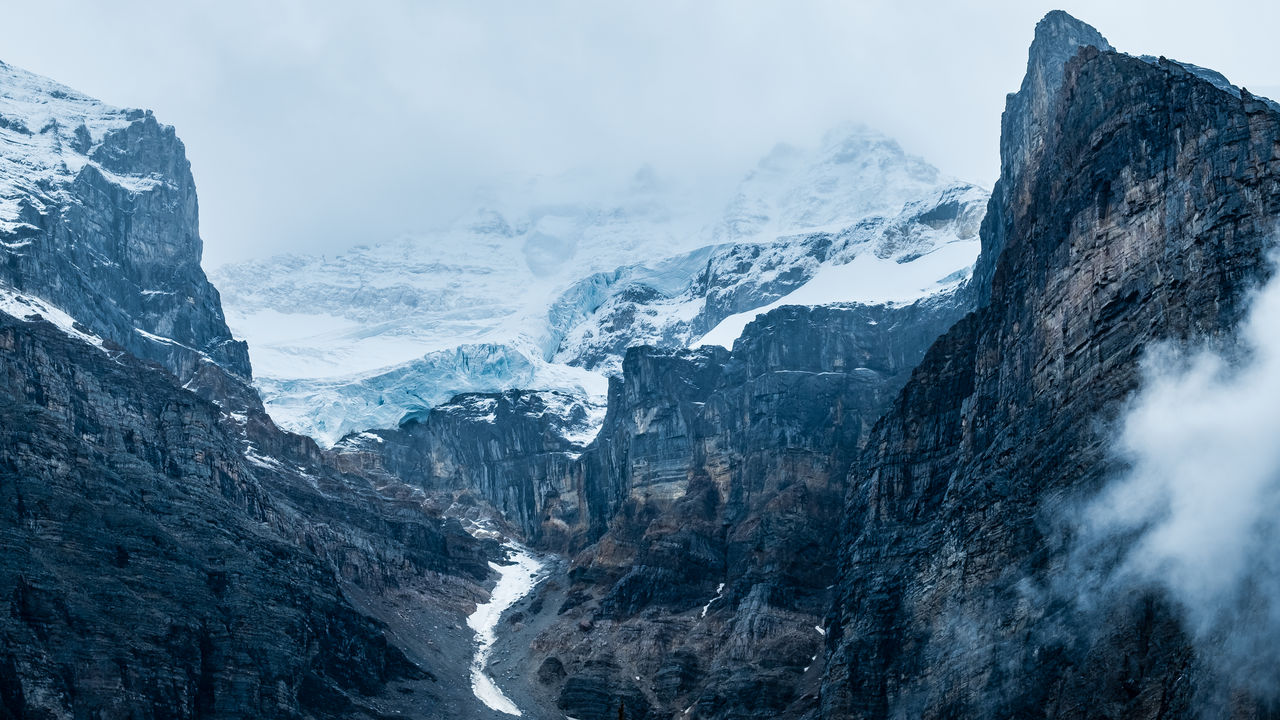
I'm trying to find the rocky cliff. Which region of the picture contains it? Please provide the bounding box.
[822,14,1280,719]
[969,10,1112,304]
[499,295,968,720]
[334,389,602,549]
[0,307,500,718]
[0,63,513,720]
[0,61,250,387]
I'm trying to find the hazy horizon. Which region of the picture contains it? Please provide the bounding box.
[3,1,1277,267]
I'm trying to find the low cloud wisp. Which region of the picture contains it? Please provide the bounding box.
[1085,259,1280,700]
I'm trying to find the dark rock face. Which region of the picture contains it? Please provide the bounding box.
[822,21,1280,720]
[520,297,968,720]
[0,76,250,386]
[970,10,1112,305]
[575,344,732,543]
[0,312,498,718]
[334,389,600,549]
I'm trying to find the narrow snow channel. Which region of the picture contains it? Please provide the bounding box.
[467,541,546,716]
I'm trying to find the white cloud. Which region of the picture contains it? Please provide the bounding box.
[1086,256,1280,697]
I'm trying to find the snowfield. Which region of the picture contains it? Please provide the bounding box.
[695,236,981,350]
[213,124,989,445]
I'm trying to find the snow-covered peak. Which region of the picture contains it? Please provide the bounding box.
[0,60,250,383]
[713,123,948,244]
[214,122,987,445]
[0,60,161,235]
[212,164,717,384]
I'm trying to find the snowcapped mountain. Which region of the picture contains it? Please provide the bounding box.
[212,169,709,442]
[213,124,988,445]
[212,168,712,380]
[711,124,961,243]
[555,181,986,371]
[0,59,249,386]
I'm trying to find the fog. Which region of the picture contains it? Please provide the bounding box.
[1084,257,1280,702]
[2,1,1277,266]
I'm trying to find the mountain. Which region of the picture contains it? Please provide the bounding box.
[0,60,249,390]
[212,126,985,446]
[5,8,1280,720]
[822,12,1280,717]
[0,60,509,719]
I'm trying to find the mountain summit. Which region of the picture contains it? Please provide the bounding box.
[214,123,985,445]
[0,59,250,387]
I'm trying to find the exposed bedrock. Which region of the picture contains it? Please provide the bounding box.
[823,19,1280,720]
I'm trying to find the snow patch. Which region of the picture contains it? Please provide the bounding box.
[694,238,978,349]
[466,542,547,716]
[0,283,105,350]
[701,582,726,618]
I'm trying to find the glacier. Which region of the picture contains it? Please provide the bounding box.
[213,123,989,446]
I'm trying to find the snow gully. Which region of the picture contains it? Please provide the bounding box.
[466,540,547,716]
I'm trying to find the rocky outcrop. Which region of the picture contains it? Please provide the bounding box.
[970,10,1112,304]
[574,344,732,543]
[514,296,968,720]
[822,15,1280,719]
[0,60,250,387]
[334,389,602,549]
[0,311,498,718]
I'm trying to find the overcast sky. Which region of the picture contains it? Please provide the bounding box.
[2,1,1277,267]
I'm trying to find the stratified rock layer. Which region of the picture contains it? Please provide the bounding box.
[518,297,968,720]
[823,25,1280,720]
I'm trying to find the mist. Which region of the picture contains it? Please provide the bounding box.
[2,1,1277,267]
[1083,258,1280,702]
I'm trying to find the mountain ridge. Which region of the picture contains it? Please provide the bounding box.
[214,124,986,446]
